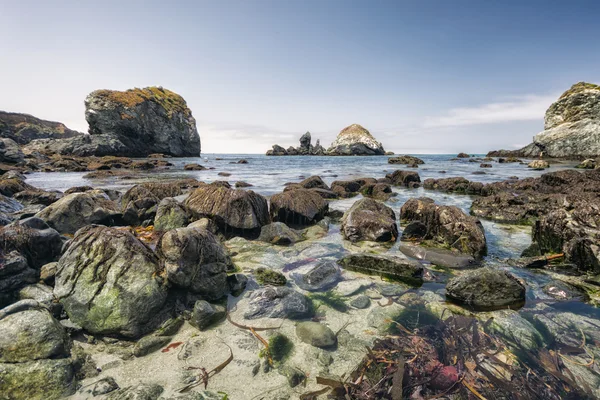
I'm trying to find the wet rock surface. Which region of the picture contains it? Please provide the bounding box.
[244,287,312,320]
[341,198,398,242]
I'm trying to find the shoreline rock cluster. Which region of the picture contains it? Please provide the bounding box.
[267,123,388,156]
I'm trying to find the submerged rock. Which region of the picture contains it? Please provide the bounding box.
[337,254,423,284]
[244,287,312,320]
[157,227,231,300]
[54,226,167,337]
[293,261,341,291]
[258,222,302,245]
[327,124,386,155]
[295,321,337,348]
[189,300,226,330]
[445,267,526,311]
[254,267,287,286]
[341,198,398,242]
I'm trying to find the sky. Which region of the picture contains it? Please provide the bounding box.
[1,0,599,154]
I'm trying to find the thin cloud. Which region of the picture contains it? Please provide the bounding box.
[423,94,558,128]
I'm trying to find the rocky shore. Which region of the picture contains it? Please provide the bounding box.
[1,153,600,399]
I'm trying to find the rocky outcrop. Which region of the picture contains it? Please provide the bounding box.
[388,155,424,165]
[488,82,600,159]
[0,111,82,144]
[327,124,385,155]
[54,226,168,337]
[400,198,487,259]
[341,198,398,242]
[23,87,200,157]
[266,131,326,156]
[0,138,24,164]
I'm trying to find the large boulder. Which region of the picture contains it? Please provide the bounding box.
[445,267,526,311]
[489,82,600,158]
[0,138,24,163]
[0,110,82,145]
[423,177,483,195]
[400,198,487,259]
[0,304,70,363]
[327,124,386,155]
[298,131,312,154]
[157,227,231,300]
[184,185,269,237]
[84,87,200,157]
[270,189,328,226]
[341,198,398,242]
[388,155,424,165]
[385,170,421,187]
[36,192,121,234]
[0,358,75,400]
[53,226,168,337]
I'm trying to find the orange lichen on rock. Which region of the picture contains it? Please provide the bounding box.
[93,86,191,117]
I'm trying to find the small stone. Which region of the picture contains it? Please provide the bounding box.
[255,267,287,286]
[154,317,184,336]
[296,321,337,348]
[91,377,119,396]
[350,295,371,309]
[189,300,226,330]
[278,366,305,388]
[227,273,248,296]
[293,261,341,291]
[133,336,170,357]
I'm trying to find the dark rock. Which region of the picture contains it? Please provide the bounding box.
[258,222,302,245]
[445,267,526,311]
[423,177,483,195]
[278,366,306,388]
[189,300,226,330]
[106,383,164,400]
[293,261,341,291]
[0,111,82,144]
[244,287,312,320]
[54,226,168,337]
[84,87,200,157]
[456,152,470,158]
[157,227,231,300]
[255,267,287,286]
[401,221,428,240]
[388,155,424,165]
[385,170,421,187]
[341,198,398,242]
[337,254,423,284]
[350,295,370,309]
[133,336,170,357]
[0,251,37,292]
[227,273,248,296]
[480,163,492,168]
[360,182,393,201]
[400,198,487,258]
[184,163,207,171]
[0,138,24,163]
[0,219,63,268]
[185,185,269,238]
[267,144,288,156]
[270,189,328,227]
[235,181,252,188]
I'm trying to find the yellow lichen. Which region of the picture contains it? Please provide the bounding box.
[94,86,190,117]
[559,82,600,99]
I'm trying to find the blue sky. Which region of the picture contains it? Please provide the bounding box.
[1,0,599,153]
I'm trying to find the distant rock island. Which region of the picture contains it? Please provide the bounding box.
[488,81,600,159]
[266,123,387,156]
[8,86,201,158]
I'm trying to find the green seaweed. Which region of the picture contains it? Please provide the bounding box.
[309,291,348,312]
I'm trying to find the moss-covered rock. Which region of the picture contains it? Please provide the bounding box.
[154,197,189,231]
[341,198,398,243]
[0,358,75,400]
[54,226,168,338]
[255,267,287,286]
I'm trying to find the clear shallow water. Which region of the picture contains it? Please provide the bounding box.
[26,154,577,195]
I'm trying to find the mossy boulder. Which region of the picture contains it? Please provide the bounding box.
[255,267,287,286]
[0,358,75,400]
[337,253,423,284]
[154,197,189,231]
[185,185,269,238]
[445,267,526,311]
[270,189,328,226]
[157,227,231,300]
[54,226,168,337]
[341,198,398,242]
[0,304,70,363]
[36,192,121,234]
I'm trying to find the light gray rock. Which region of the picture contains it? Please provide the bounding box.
[293,261,341,291]
[154,197,189,231]
[244,287,312,320]
[0,138,24,163]
[327,124,385,155]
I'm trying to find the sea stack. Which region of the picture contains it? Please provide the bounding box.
[488,82,600,159]
[326,124,385,156]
